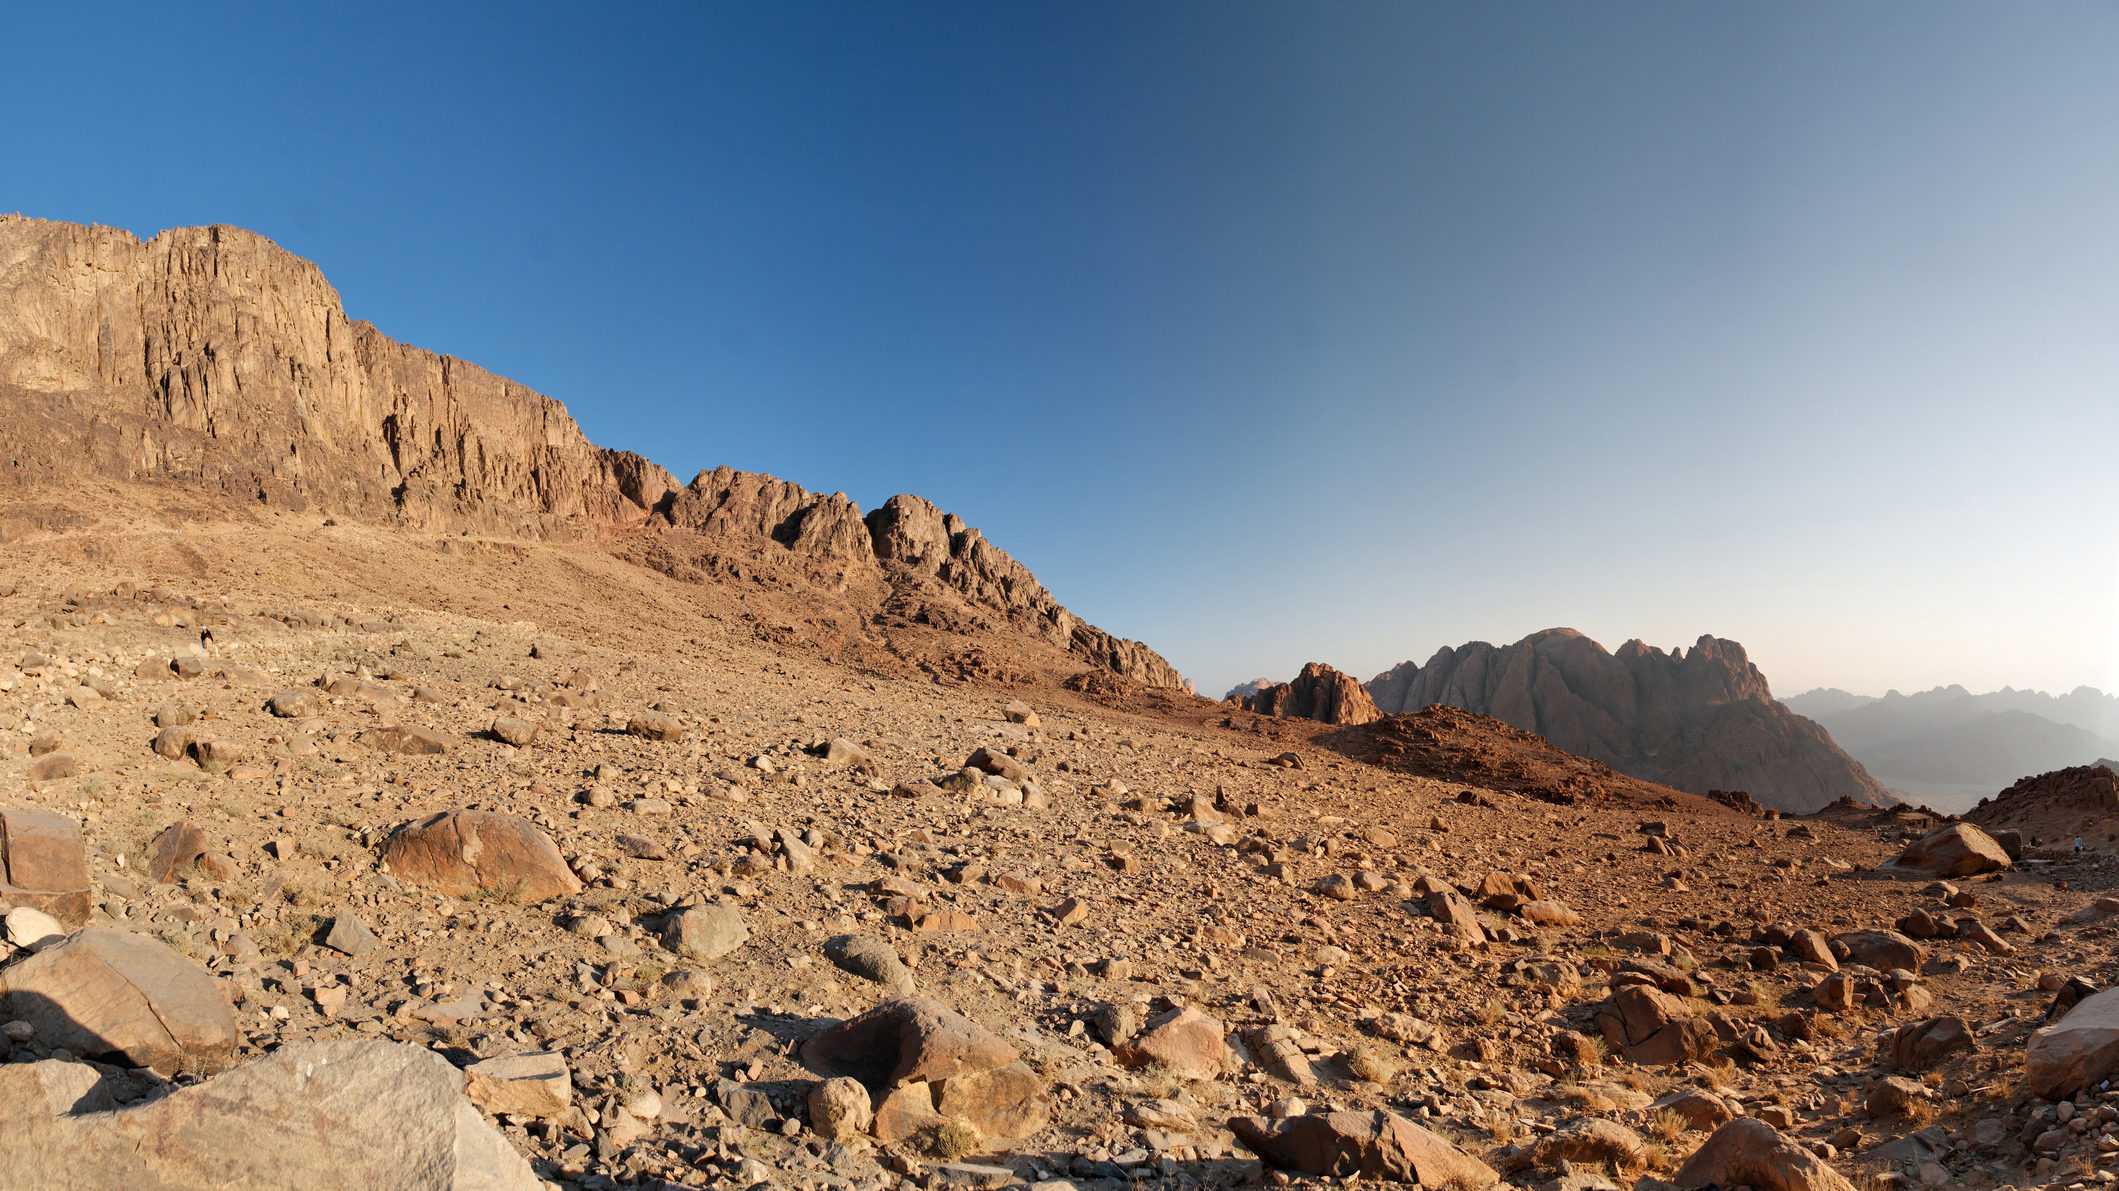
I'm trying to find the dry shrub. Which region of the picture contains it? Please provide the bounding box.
[1645,1109,1688,1141]
[1348,1046,1402,1085]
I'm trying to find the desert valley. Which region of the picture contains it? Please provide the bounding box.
[0,215,2117,1191]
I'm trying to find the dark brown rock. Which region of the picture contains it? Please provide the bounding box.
[1242,663,1381,726]
[800,997,1018,1095]
[1229,1111,1498,1186]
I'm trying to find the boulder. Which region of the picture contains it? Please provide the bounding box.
[26,755,78,781]
[489,717,539,747]
[1113,1007,1226,1081]
[1832,929,1924,973]
[1519,900,1584,927]
[147,822,214,883]
[872,1080,944,1144]
[378,811,580,902]
[1526,1118,1647,1170]
[627,714,685,742]
[1427,888,1485,943]
[660,904,749,960]
[151,726,195,759]
[0,808,91,927]
[266,688,322,718]
[0,1040,540,1189]
[934,1059,1053,1139]
[809,1076,873,1142]
[824,933,916,993]
[801,997,1018,1095]
[1887,823,2011,877]
[0,927,238,1074]
[1670,1118,1855,1191]
[1229,1110,1498,1185]
[463,1050,572,1119]
[1651,1089,1735,1131]
[323,913,377,957]
[1887,1016,1975,1071]
[2029,986,2119,1097]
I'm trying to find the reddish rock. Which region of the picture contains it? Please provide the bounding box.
[1229,1110,1498,1186]
[0,809,91,927]
[146,822,214,884]
[1242,663,1381,726]
[1670,1117,1854,1191]
[1114,1007,1226,1081]
[379,811,580,903]
[800,997,1019,1094]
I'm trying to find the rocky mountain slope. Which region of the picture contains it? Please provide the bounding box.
[1966,764,2119,849]
[1785,686,2119,813]
[0,216,1181,692]
[4,526,2118,1191]
[1367,629,1892,814]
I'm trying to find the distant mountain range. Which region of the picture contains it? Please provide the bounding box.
[1365,628,1893,814]
[1782,685,2119,812]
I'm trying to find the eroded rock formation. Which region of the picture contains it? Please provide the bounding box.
[1241,663,1381,725]
[1367,628,1891,813]
[0,216,1183,689]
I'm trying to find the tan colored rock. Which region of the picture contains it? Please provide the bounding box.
[1886,823,2011,877]
[0,808,90,927]
[871,1080,944,1144]
[25,755,77,781]
[463,1050,571,1119]
[627,714,685,742]
[0,926,237,1075]
[266,687,322,718]
[1114,1007,1226,1081]
[1519,900,1583,927]
[378,810,580,902]
[1229,1110,1498,1186]
[661,904,749,960]
[0,1039,540,1190]
[1670,1117,1854,1191]
[935,1060,1052,1139]
[1888,1016,1975,1072]
[1651,1089,1735,1131]
[809,1076,873,1142]
[489,716,539,747]
[2029,986,2119,1098]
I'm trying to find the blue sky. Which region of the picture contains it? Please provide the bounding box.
[6,3,2116,700]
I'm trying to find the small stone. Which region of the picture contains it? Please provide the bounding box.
[324,913,376,956]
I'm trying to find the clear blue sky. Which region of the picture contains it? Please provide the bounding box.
[6,3,2116,701]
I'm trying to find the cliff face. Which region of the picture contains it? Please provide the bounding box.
[0,216,1185,690]
[1241,662,1382,725]
[0,216,676,536]
[1368,628,1892,813]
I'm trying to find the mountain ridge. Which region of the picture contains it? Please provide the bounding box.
[0,215,1185,690]
[1366,627,1893,813]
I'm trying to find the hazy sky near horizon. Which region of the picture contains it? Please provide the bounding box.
[6,4,2115,701]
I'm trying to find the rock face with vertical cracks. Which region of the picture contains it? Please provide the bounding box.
[0,215,1185,689]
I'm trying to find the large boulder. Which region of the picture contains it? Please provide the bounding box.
[660,904,749,960]
[2029,986,2119,1098]
[1888,1016,1975,1072]
[1832,928,1924,973]
[1887,823,2011,877]
[379,811,580,903]
[801,997,1019,1095]
[1113,1007,1227,1081]
[0,927,238,1075]
[1229,1110,1498,1186]
[1670,1117,1854,1191]
[0,1040,540,1189]
[0,808,90,927]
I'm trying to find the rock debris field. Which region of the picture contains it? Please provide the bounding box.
[6,527,2119,1191]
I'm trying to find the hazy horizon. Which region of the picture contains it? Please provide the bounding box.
[6,4,2114,703]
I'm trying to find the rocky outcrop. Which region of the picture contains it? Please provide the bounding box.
[0,216,1184,689]
[1366,629,1891,813]
[0,216,675,536]
[1242,663,1381,726]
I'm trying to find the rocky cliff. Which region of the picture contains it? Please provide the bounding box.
[0,216,1184,689]
[1368,628,1892,813]
[1240,662,1381,725]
